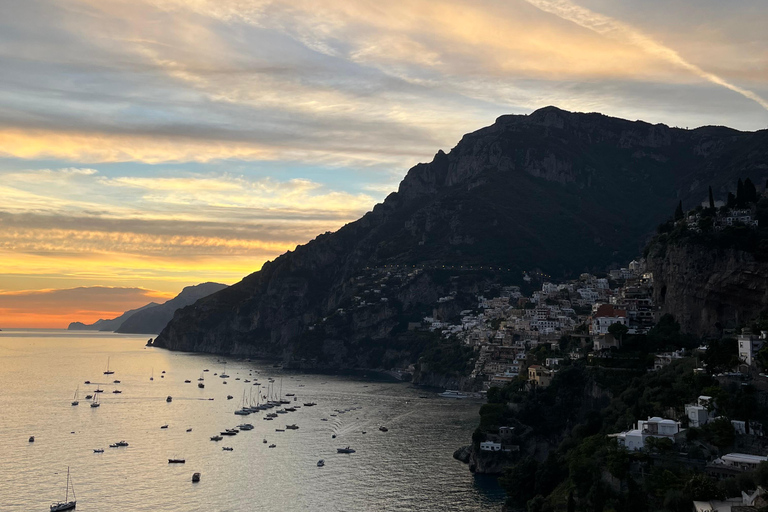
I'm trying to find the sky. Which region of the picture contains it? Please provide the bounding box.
[1,0,767,327]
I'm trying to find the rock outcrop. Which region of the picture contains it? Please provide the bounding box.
[649,244,768,337]
[154,107,768,364]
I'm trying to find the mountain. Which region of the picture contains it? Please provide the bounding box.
[153,106,768,363]
[116,282,228,334]
[68,302,159,331]
[67,282,228,334]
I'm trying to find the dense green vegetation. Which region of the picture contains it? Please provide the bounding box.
[477,316,768,512]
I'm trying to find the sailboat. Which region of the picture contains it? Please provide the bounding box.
[50,466,76,511]
[90,394,100,408]
[103,357,114,375]
[71,386,79,406]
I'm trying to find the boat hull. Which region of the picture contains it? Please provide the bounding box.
[50,501,76,511]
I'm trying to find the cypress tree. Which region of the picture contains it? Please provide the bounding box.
[737,178,745,205]
[744,178,757,203]
[674,200,684,221]
[709,186,715,209]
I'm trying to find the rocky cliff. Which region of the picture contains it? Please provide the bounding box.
[68,302,158,331]
[154,106,768,364]
[649,244,768,337]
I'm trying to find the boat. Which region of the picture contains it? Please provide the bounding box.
[222,447,233,451]
[234,409,250,415]
[303,402,317,407]
[184,380,191,383]
[90,395,100,408]
[210,435,223,441]
[286,424,299,430]
[220,431,237,436]
[263,439,267,444]
[113,380,120,384]
[186,428,192,432]
[93,449,104,453]
[227,395,233,400]
[83,381,90,384]
[162,370,166,374]
[337,447,356,454]
[94,387,103,393]
[332,434,336,438]
[109,440,128,447]
[71,386,79,406]
[268,444,276,448]
[161,424,168,429]
[166,396,172,402]
[103,357,114,375]
[29,435,35,442]
[220,374,230,379]
[203,369,209,372]
[379,426,388,432]
[112,390,121,394]
[50,466,76,511]
[317,459,325,467]
[237,424,254,431]
[192,472,200,483]
[84,394,93,400]
[275,429,285,432]
[285,393,295,397]
[198,382,204,388]
[438,390,468,399]
[168,458,185,464]
[150,368,153,381]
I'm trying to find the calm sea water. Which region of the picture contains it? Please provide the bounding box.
[0,330,504,511]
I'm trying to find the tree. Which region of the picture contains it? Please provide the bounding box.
[675,200,684,221]
[608,322,629,343]
[709,186,716,210]
[684,473,723,501]
[737,178,745,206]
[744,178,758,203]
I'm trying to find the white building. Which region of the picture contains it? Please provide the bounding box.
[711,453,768,471]
[685,396,715,428]
[480,441,503,452]
[738,333,766,366]
[612,416,683,451]
[591,304,628,335]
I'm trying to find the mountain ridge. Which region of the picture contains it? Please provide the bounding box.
[153,106,768,362]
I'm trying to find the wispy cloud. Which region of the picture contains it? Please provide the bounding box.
[522,0,768,110]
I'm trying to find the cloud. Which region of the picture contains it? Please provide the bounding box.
[0,286,173,328]
[521,0,768,110]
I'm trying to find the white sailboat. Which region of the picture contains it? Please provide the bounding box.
[71,386,79,406]
[103,357,114,375]
[90,393,100,408]
[50,466,76,511]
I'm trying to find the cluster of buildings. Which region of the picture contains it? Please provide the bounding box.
[684,206,759,232]
[419,260,659,389]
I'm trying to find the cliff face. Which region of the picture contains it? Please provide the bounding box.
[649,245,768,337]
[154,106,768,361]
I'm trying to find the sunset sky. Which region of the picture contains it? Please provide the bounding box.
[1,0,767,327]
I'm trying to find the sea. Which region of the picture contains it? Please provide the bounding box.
[0,329,505,511]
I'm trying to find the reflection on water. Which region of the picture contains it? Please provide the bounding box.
[0,330,504,511]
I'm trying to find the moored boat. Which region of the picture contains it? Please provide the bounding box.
[50,466,76,511]
[192,472,200,483]
[337,447,356,454]
[168,458,185,463]
[317,459,325,467]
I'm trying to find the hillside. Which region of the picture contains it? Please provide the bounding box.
[153,106,768,362]
[68,302,158,331]
[68,282,227,334]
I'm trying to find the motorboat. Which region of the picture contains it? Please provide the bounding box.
[268,444,276,448]
[110,440,128,447]
[50,466,76,511]
[186,428,192,432]
[161,425,168,429]
[222,447,233,451]
[29,436,35,442]
[84,381,90,384]
[84,395,93,400]
[285,393,295,397]
[337,447,356,454]
[184,380,191,383]
[166,396,172,402]
[93,449,104,453]
[263,439,267,444]
[275,429,285,432]
[112,390,121,394]
[192,473,200,483]
[379,426,388,432]
[113,380,120,384]
[220,374,230,379]
[286,424,299,430]
[198,382,205,388]
[210,435,223,441]
[220,431,237,436]
[168,458,185,464]
[317,459,325,467]
[237,424,254,430]
[227,395,233,400]
[234,409,250,416]
[438,390,468,399]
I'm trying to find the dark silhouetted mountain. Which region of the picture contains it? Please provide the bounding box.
[153,107,768,364]
[116,282,228,334]
[68,303,159,331]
